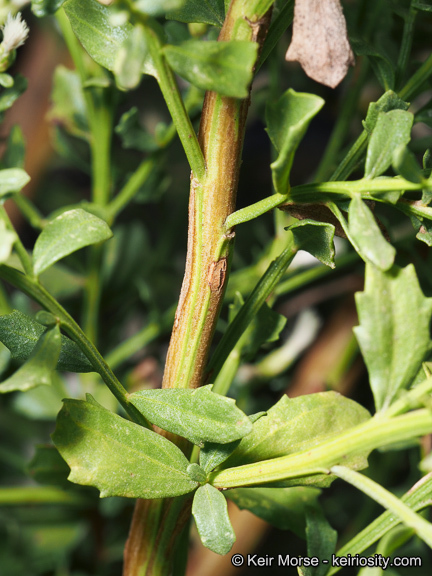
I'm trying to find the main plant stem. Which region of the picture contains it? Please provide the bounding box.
[124,3,271,575]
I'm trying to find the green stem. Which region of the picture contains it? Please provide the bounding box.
[395,2,417,90]
[224,193,289,230]
[143,24,205,179]
[0,263,149,428]
[331,465,432,549]
[0,205,33,277]
[82,244,104,345]
[13,195,45,230]
[0,486,88,506]
[399,52,432,100]
[209,409,432,488]
[0,281,11,314]
[206,235,297,383]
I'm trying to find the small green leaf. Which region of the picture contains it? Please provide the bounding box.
[200,439,241,474]
[48,66,89,140]
[115,107,159,152]
[64,0,156,77]
[0,168,30,198]
[0,310,94,373]
[222,392,370,486]
[52,396,198,498]
[392,145,424,183]
[163,40,257,98]
[113,24,146,91]
[133,0,185,16]
[299,505,337,576]
[187,463,207,482]
[0,75,27,112]
[354,263,432,412]
[33,208,113,276]
[0,73,13,88]
[129,385,252,446]
[266,90,324,194]
[365,110,413,179]
[0,220,16,263]
[362,91,410,135]
[2,125,26,169]
[28,445,71,487]
[289,220,335,268]
[348,196,396,271]
[0,324,61,393]
[351,38,395,91]
[32,0,66,17]
[192,484,235,555]
[227,487,320,537]
[166,0,225,27]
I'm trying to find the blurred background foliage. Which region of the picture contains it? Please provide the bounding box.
[1,0,432,574]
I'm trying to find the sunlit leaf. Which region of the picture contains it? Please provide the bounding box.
[48,66,89,140]
[289,220,335,268]
[129,385,252,446]
[33,208,113,276]
[52,396,198,498]
[354,263,432,412]
[192,484,235,555]
[0,168,30,198]
[164,40,257,98]
[166,0,225,27]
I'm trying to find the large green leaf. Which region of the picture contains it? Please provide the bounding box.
[163,40,257,98]
[221,392,370,486]
[0,324,61,393]
[192,484,235,555]
[129,385,252,446]
[33,208,113,276]
[63,0,156,77]
[348,196,395,271]
[289,220,335,268]
[0,310,94,373]
[52,396,198,498]
[354,263,432,412]
[0,168,30,198]
[227,487,320,537]
[365,110,413,179]
[266,90,324,194]
[166,0,225,26]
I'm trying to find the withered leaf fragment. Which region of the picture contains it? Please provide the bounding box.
[286,0,355,88]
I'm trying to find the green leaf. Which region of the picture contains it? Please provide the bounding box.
[351,38,395,91]
[28,445,71,487]
[0,220,16,263]
[115,107,159,152]
[48,66,89,140]
[113,24,146,91]
[129,385,253,446]
[166,0,225,27]
[163,40,257,98]
[362,91,410,135]
[2,125,26,169]
[0,324,61,393]
[227,487,320,537]
[200,439,241,474]
[392,145,424,183]
[0,74,13,88]
[64,0,156,77]
[365,110,413,179]
[0,310,94,373]
[266,90,324,194]
[33,208,113,276]
[0,168,30,198]
[222,392,370,487]
[52,396,198,498]
[187,463,207,482]
[192,484,235,555]
[32,0,66,17]
[354,263,432,412]
[289,220,335,268]
[348,196,396,271]
[133,0,185,16]
[299,505,337,576]
[0,75,27,112]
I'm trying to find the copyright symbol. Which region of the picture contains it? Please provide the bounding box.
[231,554,244,567]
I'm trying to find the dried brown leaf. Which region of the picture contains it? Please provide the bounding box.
[286,0,355,88]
